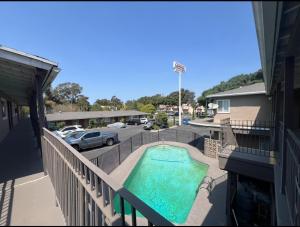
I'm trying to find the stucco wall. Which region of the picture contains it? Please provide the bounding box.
[213,94,271,123]
[0,97,10,142]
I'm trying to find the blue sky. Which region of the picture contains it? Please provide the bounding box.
[0,2,261,104]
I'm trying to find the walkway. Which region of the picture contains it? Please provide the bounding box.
[0,119,65,226]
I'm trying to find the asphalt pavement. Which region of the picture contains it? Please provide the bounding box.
[81,124,145,160]
[81,124,211,160]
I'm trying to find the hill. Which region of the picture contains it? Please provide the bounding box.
[197,69,264,105]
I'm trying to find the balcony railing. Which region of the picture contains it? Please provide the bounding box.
[90,128,205,174]
[285,129,300,226]
[220,118,275,158]
[42,128,173,226]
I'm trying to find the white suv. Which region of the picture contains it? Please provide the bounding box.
[55,125,85,138]
[140,118,148,124]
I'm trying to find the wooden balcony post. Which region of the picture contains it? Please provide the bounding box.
[29,91,42,152]
[35,71,47,132]
[281,56,295,194]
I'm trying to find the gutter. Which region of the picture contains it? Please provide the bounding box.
[206,91,266,98]
[42,66,61,91]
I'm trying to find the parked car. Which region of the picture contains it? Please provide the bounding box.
[159,123,169,129]
[127,118,141,125]
[168,112,175,116]
[55,125,85,138]
[182,117,191,125]
[140,117,148,124]
[107,122,126,128]
[143,121,154,130]
[65,130,119,151]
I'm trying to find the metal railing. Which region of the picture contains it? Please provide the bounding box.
[285,129,300,226]
[90,128,205,174]
[220,118,275,157]
[42,128,173,226]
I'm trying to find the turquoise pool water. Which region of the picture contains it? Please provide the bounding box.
[114,144,208,224]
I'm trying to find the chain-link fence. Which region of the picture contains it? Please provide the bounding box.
[90,128,205,174]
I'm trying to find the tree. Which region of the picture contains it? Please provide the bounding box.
[140,104,156,114]
[52,82,83,104]
[136,102,145,111]
[77,95,90,111]
[155,112,168,126]
[125,100,138,110]
[110,96,123,110]
[94,99,111,106]
[167,89,195,105]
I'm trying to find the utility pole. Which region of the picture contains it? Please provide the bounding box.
[173,61,186,126]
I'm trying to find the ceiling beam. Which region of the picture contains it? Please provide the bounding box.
[284,3,300,15]
[0,61,35,75]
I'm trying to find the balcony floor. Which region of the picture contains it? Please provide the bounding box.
[0,119,65,226]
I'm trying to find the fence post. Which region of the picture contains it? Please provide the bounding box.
[118,144,121,164]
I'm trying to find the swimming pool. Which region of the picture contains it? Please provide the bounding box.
[114,144,208,224]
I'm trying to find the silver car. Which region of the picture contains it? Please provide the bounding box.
[65,130,118,151]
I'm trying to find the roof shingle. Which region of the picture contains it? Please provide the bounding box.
[206,82,266,98]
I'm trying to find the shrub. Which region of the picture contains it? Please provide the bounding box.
[88,119,97,128]
[155,112,168,126]
[152,124,160,130]
[56,122,66,130]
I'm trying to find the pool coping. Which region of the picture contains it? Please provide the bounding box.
[109,141,227,226]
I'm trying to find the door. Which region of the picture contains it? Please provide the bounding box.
[81,132,102,149]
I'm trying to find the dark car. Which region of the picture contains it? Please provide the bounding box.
[127,118,141,125]
[182,117,191,125]
[65,130,118,151]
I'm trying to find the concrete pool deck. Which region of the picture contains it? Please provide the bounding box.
[110,141,227,226]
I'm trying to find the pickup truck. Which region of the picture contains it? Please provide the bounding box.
[127,118,141,125]
[65,129,118,151]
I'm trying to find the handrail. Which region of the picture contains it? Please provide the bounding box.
[232,208,239,226]
[42,128,173,226]
[44,128,120,190]
[287,129,300,150]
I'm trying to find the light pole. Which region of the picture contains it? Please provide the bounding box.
[173,61,186,126]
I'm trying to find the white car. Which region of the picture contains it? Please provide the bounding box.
[140,118,148,124]
[107,122,126,129]
[55,125,85,138]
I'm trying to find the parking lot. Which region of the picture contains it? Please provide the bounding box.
[80,124,211,160]
[81,124,145,160]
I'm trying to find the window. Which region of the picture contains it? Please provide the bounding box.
[1,98,7,120]
[83,132,100,139]
[217,100,230,113]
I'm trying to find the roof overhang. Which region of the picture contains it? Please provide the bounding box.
[253,1,300,94]
[46,111,147,122]
[207,91,266,99]
[0,46,60,105]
